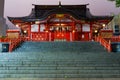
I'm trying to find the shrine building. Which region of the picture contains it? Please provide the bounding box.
[8,2,113,42]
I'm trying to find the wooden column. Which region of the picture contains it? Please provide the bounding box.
[72,21,75,41]
[90,22,93,41]
[27,24,31,41]
[72,21,75,30]
[81,24,85,41]
[45,23,49,41]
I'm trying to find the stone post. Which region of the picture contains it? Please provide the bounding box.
[0,0,7,37]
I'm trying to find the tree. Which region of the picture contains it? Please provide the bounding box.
[108,0,120,7]
[116,0,120,7]
[108,0,115,1]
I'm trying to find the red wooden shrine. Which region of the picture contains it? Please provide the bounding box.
[8,3,113,42]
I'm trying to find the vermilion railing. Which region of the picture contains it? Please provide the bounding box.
[31,32,47,41]
[0,37,25,52]
[111,36,120,42]
[9,37,24,52]
[95,36,111,52]
[0,38,10,42]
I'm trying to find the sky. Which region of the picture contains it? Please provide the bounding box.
[4,0,120,18]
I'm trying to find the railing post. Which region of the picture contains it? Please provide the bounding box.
[108,40,111,52]
[9,40,12,52]
[95,35,97,42]
[100,37,102,45]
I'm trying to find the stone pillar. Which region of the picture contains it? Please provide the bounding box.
[0,0,4,17]
[0,0,7,37]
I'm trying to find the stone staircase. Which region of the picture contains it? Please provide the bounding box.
[14,41,107,52]
[0,41,120,78]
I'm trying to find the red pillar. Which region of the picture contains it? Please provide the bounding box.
[72,31,75,41]
[27,24,31,41]
[90,22,93,41]
[72,21,75,41]
[45,23,49,41]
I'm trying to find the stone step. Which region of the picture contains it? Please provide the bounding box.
[0,58,117,61]
[0,52,117,57]
[14,41,107,53]
[0,60,119,65]
[0,60,119,64]
[17,58,120,61]
[0,69,119,74]
[0,58,117,62]
[0,73,120,78]
[0,63,119,67]
[0,56,118,61]
[0,66,120,70]
[1,64,120,67]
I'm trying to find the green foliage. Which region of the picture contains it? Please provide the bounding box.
[116,0,120,7]
[108,0,115,1]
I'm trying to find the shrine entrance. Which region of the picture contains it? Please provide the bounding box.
[54,30,67,41]
[50,26,71,41]
[47,14,74,42]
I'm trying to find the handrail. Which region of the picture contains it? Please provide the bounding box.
[0,37,10,42]
[9,37,24,52]
[95,36,111,52]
